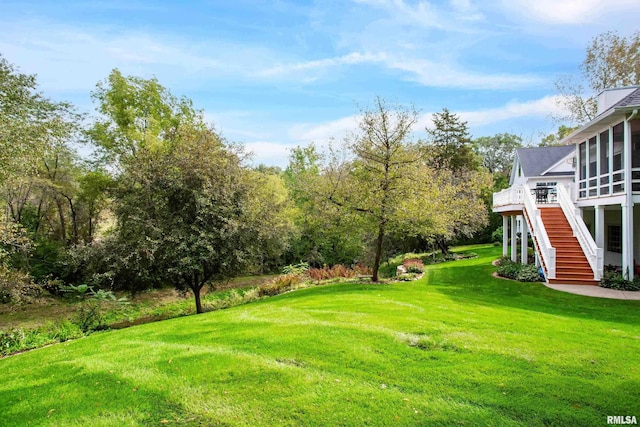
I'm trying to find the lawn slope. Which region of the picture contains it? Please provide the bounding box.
[1,246,639,426]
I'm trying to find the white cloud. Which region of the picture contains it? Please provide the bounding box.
[289,115,361,143]
[457,95,563,127]
[0,19,270,93]
[388,57,543,90]
[253,52,387,78]
[244,141,297,167]
[502,0,639,25]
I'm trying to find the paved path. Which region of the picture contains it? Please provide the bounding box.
[544,283,640,300]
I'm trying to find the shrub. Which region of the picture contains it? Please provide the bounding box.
[491,226,503,243]
[402,258,424,274]
[0,321,83,356]
[497,262,520,280]
[281,262,310,275]
[496,259,541,282]
[600,271,640,291]
[0,265,42,304]
[516,264,541,282]
[307,264,372,281]
[258,273,304,297]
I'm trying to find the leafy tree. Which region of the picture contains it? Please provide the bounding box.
[88,68,202,167]
[424,109,488,254]
[425,108,480,173]
[539,125,578,146]
[0,54,80,185]
[108,125,292,313]
[284,144,364,268]
[555,31,640,124]
[322,98,425,281]
[88,72,293,313]
[473,133,523,175]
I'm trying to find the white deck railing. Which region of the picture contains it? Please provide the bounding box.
[522,184,556,279]
[556,185,603,280]
[493,186,524,208]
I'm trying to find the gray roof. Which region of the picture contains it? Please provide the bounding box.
[611,87,640,109]
[517,145,575,177]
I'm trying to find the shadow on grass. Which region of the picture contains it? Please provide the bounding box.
[425,247,640,326]
[0,362,202,426]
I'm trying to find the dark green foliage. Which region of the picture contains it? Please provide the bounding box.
[496,259,541,282]
[0,321,83,356]
[600,271,640,291]
[491,227,503,243]
[426,108,479,173]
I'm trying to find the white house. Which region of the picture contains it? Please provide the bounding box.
[493,86,640,285]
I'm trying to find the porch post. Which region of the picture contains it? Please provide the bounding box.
[521,215,528,265]
[595,205,605,249]
[511,215,517,262]
[502,215,508,257]
[621,202,634,279]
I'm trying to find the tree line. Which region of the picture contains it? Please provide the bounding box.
[1,30,637,312]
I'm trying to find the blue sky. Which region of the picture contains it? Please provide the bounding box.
[1,0,639,167]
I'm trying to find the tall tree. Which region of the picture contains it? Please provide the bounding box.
[0,54,79,185]
[284,144,364,267]
[88,68,202,167]
[426,108,479,173]
[473,133,523,175]
[555,31,640,124]
[88,72,293,312]
[424,109,488,254]
[322,98,424,281]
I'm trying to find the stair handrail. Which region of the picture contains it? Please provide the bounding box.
[556,184,603,280]
[522,184,556,279]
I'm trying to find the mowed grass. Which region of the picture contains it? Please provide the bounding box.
[1,245,639,426]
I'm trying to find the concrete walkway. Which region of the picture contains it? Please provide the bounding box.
[544,283,640,300]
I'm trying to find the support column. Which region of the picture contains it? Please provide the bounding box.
[521,215,528,265]
[595,205,605,249]
[622,203,634,279]
[502,215,508,257]
[511,215,517,262]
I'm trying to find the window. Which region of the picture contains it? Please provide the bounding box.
[632,119,640,168]
[579,142,586,180]
[588,136,597,178]
[608,225,622,253]
[613,122,624,171]
[600,129,609,174]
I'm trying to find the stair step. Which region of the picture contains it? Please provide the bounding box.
[548,278,599,285]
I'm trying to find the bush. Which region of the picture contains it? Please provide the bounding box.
[258,273,304,297]
[496,262,520,280]
[0,265,42,304]
[491,227,503,243]
[307,264,372,281]
[0,321,83,356]
[496,259,541,282]
[403,258,424,274]
[600,271,640,291]
[281,262,310,275]
[516,264,541,282]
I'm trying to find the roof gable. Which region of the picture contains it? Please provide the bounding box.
[516,146,574,177]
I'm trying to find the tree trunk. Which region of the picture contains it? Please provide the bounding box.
[55,197,67,243]
[192,286,203,314]
[436,237,449,256]
[372,222,385,282]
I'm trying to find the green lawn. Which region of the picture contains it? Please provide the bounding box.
[1,245,639,426]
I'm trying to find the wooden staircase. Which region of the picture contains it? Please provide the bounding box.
[539,207,599,285]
